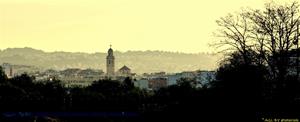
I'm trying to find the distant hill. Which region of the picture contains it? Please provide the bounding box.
[0,47,221,74]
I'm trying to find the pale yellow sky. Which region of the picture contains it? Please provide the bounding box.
[0,0,290,53]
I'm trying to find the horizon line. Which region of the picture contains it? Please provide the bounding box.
[0,47,218,54]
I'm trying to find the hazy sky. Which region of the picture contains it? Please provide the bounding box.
[0,0,290,53]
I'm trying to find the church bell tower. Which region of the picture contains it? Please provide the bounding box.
[106,45,115,78]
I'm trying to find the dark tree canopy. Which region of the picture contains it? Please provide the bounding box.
[0,66,8,83]
[213,1,300,113]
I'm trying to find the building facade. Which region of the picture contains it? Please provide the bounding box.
[148,77,168,90]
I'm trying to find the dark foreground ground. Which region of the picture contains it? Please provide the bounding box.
[1,100,300,122]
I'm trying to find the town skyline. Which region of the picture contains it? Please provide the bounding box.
[0,47,220,74]
[0,0,281,53]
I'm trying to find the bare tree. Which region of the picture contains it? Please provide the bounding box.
[215,12,253,65]
[248,2,300,81]
[214,1,300,81]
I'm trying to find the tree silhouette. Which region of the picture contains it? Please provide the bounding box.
[213,1,300,111]
[9,74,34,90]
[123,77,134,90]
[213,52,267,100]
[0,66,7,84]
[214,1,300,82]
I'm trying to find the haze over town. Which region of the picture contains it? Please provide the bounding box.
[0,47,220,74]
[0,0,277,53]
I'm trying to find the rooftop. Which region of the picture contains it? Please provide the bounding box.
[119,65,130,71]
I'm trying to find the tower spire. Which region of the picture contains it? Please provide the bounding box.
[106,44,115,78]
